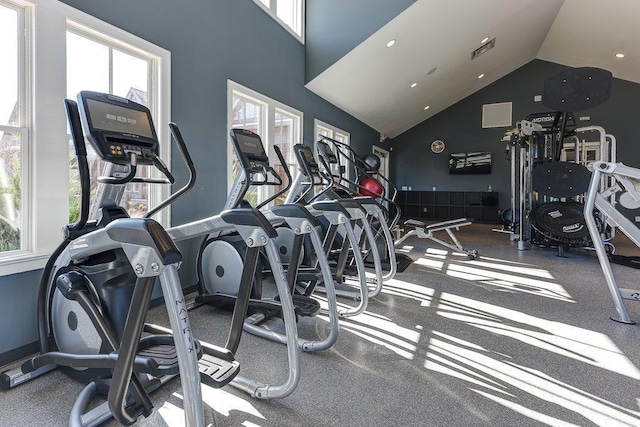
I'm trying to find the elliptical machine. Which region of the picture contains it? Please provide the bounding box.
[286,141,392,304]
[195,128,348,349]
[0,92,244,426]
[312,137,402,274]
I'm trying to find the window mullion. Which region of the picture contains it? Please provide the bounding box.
[0,125,27,133]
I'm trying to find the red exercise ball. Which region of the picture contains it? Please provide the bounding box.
[359,176,384,198]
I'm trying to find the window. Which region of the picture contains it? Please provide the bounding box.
[228,80,302,207]
[314,119,351,180]
[0,0,170,276]
[0,1,28,256]
[66,26,158,221]
[252,0,304,43]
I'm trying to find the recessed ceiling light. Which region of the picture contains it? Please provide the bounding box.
[427,67,438,75]
[424,106,430,110]
[616,53,625,58]
[386,39,396,48]
[410,82,418,88]
[478,73,485,79]
[481,37,490,44]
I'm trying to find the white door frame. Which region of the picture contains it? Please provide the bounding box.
[373,145,390,203]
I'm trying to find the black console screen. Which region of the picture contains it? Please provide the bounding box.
[298,146,317,167]
[86,98,154,139]
[235,132,268,160]
[317,141,338,163]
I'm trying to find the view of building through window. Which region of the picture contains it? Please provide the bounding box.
[0,2,23,253]
[66,29,152,222]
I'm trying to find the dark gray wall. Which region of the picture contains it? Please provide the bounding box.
[390,59,640,213]
[305,0,416,82]
[1,0,379,362]
[0,270,40,363]
[57,0,380,278]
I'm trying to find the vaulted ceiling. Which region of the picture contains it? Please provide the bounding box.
[305,0,640,139]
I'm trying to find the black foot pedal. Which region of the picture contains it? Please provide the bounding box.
[272,294,321,317]
[138,344,180,376]
[297,266,323,283]
[198,353,240,388]
[292,294,321,317]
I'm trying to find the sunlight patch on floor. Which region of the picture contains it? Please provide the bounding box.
[380,278,435,306]
[426,332,640,426]
[437,293,640,379]
[201,385,265,419]
[338,311,421,360]
[157,401,186,427]
[414,251,573,302]
[472,389,582,427]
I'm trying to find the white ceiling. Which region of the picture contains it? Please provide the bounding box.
[305,0,640,139]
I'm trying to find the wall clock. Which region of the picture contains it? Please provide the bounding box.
[431,139,445,153]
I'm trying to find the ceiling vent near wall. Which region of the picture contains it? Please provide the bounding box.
[471,38,496,60]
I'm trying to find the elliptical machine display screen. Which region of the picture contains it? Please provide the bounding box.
[294,144,319,177]
[78,91,159,165]
[230,129,269,166]
[86,99,154,138]
[316,140,338,164]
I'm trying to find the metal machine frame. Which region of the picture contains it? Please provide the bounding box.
[585,161,640,324]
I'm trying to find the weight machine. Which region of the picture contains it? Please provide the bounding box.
[505,67,616,255]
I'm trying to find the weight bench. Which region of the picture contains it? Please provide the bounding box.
[395,218,478,259]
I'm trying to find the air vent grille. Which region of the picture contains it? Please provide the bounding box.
[471,38,496,60]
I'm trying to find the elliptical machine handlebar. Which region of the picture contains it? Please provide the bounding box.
[256,145,292,209]
[310,148,339,203]
[145,123,197,219]
[64,99,90,236]
[97,152,140,185]
[96,151,176,186]
[252,164,284,187]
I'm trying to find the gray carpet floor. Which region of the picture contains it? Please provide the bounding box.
[2,223,640,426]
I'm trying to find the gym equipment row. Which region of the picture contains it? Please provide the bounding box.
[1,90,407,426]
[305,135,478,260]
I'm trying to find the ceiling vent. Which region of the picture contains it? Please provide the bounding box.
[471,38,496,60]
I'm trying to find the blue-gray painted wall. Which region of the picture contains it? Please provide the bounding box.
[305,0,416,82]
[390,59,640,215]
[1,0,379,362]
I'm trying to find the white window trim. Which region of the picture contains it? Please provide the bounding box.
[314,119,350,142]
[0,0,171,277]
[314,119,351,180]
[0,0,31,266]
[227,80,303,197]
[314,119,351,151]
[251,0,305,44]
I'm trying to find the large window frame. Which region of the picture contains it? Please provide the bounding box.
[0,0,30,259]
[314,119,351,180]
[0,0,170,276]
[252,0,305,43]
[65,23,165,222]
[227,80,302,205]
